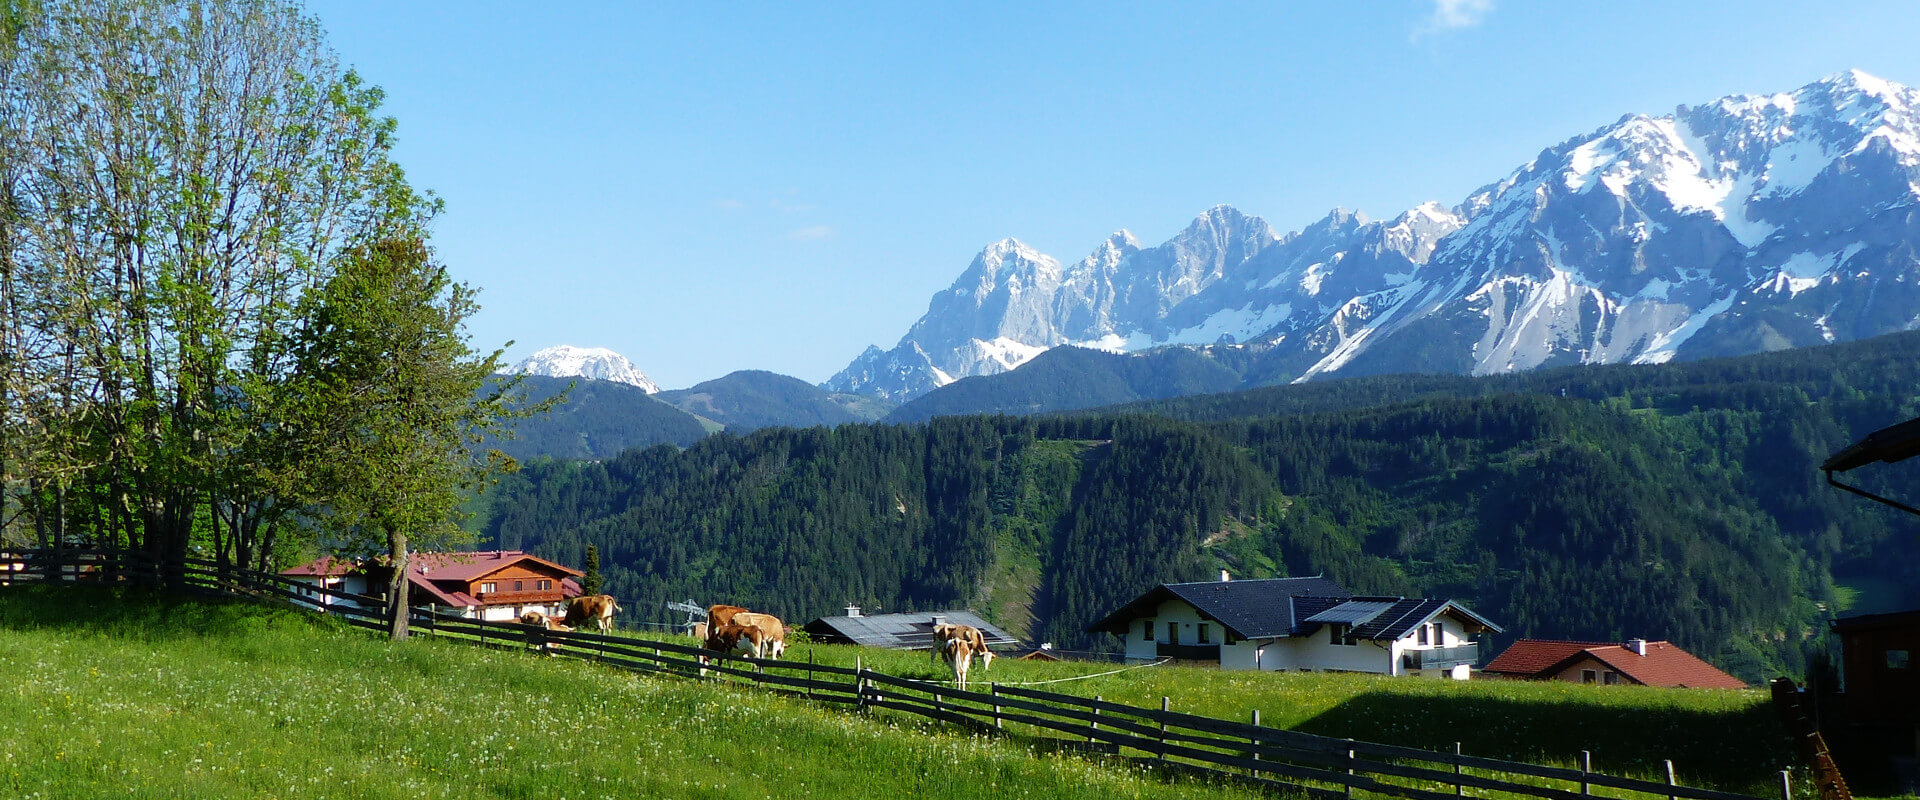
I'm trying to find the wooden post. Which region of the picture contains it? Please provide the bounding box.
[1778,769,1791,800]
[1159,696,1170,759]
[991,684,1003,730]
[1345,739,1355,800]
[808,650,816,701]
[855,657,865,713]
[1454,742,1464,798]
[1250,709,1262,775]
[1580,750,1591,796]
[1090,695,1101,743]
[1666,760,1678,800]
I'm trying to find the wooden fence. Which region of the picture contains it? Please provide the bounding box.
[0,548,1789,800]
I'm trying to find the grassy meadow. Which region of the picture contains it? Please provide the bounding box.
[634,629,1793,794]
[0,586,1261,800]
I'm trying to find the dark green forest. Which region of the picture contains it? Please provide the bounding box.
[476,331,1920,681]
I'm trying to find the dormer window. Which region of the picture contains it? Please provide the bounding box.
[480,582,496,594]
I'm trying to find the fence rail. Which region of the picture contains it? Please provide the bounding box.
[0,548,1782,800]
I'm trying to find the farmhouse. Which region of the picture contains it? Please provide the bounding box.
[282,550,584,622]
[802,605,1019,651]
[1087,574,1500,679]
[1481,639,1745,689]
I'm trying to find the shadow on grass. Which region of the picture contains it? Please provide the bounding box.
[1290,688,1791,792]
[0,583,341,642]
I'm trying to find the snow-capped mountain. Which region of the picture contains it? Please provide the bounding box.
[829,70,1920,401]
[504,345,661,393]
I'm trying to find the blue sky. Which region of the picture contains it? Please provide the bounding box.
[305,1,1920,389]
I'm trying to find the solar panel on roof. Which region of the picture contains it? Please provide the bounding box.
[1304,600,1398,626]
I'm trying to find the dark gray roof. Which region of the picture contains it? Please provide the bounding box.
[1311,597,1504,641]
[1086,576,1351,639]
[803,611,1018,650]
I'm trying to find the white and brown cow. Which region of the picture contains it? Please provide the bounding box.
[563,594,620,633]
[932,622,994,673]
[700,623,768,676]
[518,609,572,654]
[731,611,786,660]
[939,635,978,688]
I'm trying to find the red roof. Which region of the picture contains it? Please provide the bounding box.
[1486,639,1745,689]
[281,550,584,581]
[1483,639,1617,675]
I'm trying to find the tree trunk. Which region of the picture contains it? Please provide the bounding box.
[386,527,410,640]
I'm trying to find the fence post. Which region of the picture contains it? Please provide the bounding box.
[1778,769,1791,800]
[1250,709,1262,775]
[1345,739,1355,800]
[1665,760,1678,800]
[991,684,1002,730]
[854,658,866,713]
[1580,750,1591,796]
[807,650,815,701]
[1090,695,1101,744]
[1454,742,1464,798]
[1159,696,1170,759]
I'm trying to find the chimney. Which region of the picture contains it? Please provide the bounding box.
[930,614,947,628]
[844,604,862,617]
[1626,638,1647,656]
[1219,569,1231,582]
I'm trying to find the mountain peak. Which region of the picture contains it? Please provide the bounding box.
[504,345,660,394]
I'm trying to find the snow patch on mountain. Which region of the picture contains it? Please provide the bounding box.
[505,345,661,393]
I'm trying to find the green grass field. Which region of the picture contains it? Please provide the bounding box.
[642,630,1793,794]
[0,586,1261,800]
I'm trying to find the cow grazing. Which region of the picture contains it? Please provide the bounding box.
[932,622,994,673]
[939,635,978,688]
[731,611,786,659]
[706,604,749,629]
[563,594,620,633]
[518,610,571,654]
[700,623,767,676]
[688,621,709,641]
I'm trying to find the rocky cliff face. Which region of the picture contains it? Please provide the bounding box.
[830,71,1920,402]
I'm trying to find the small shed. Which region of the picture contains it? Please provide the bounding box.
[803,606,1018,651]
[1831,609,1920,727]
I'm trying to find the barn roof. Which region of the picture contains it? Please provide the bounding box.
[803,611,1019,650]
[1085,576,1351,638]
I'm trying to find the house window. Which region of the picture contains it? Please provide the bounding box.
[1166,621,1176,643]
[1329,623,1355,646]
[538,579,552,590]
[1889,650,1911,670]
[1141,620,1152,641]
[1581,669,1598,684]
[514,580,524,591]
[1603,671,1620,685]
[1430,623,1444,645]
[1417,626,1429,645]
[480,582,496,594]
[1198,624,1211,644]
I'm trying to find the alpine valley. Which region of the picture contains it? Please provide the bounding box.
[830,71,1920,408]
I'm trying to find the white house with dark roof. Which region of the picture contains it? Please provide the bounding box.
[1087,574,1501,679]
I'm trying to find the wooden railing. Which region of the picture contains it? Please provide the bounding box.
[0,548,1789,800]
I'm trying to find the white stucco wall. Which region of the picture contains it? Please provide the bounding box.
[1124,599,1225,660]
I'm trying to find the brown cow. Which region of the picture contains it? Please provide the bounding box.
[933,622,994,673]
[706,604,749,629]
[700,623,767,676]
[731,611,786,659]
[518,609,573,631]
[563,594,620,633]
[939,635,978,688]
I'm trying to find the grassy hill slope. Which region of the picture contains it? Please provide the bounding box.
[0,586,1253,800]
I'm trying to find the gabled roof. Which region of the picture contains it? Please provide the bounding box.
[280,550,584,582]
[1300,597,1503,640]
[1086,577,1351,638]
[1484,639,1615,675]
[803,611,1019,650]
[1486,639,1745,689]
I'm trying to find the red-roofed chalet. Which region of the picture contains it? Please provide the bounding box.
[1483,638,1746,689]
[281,550,583,622]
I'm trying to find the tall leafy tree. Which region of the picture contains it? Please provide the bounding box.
[0,0,427,574]
[582,544,603,596]
[288,237,524,639]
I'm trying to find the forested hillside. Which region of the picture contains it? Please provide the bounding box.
[478,331,1920,681]
[483,375,711,461]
